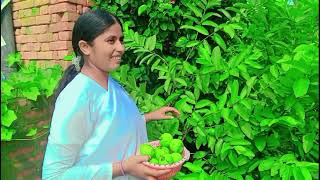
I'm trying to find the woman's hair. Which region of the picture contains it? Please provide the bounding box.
[52,8,123,106]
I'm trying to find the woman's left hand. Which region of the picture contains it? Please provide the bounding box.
[144,106,180,122]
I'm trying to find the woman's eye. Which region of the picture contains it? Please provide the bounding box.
[107,40,115,44]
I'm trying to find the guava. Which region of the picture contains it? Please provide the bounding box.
[149,158,158,164]
[160,133,173,147]
[169,139,184,153]
[171,153,183,163]
[164,154,174,164]
[158,159,168,165]
[161,147,170,154]
[155,147,166,159]
[139,144,154,157]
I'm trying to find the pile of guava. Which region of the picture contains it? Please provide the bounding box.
[139,133,184,165]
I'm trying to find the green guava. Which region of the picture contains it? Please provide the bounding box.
[139,144,154,157]
[169,139,184,153]
[159,133,173,147]
[171,153,183,163]
[161,147,170,154]
[164,154,174,164]
[149,158,159,164]
[155,147,166,159]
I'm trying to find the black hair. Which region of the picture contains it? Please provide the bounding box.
[52,8,123,106]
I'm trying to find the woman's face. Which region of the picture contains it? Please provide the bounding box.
[83,22,125,73]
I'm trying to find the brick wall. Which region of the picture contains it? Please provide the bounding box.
[12,0,93,69]
[1,1,94,179]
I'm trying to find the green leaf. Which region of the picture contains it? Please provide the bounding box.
[2,110,17,127]
[292,167,304,180]
[1,127,16,141]
[248,160,262,172]
[138,5,148,16]
[202,20,218,28]
[215,138,223,156]
[164,78,171,93]
[180,25,209,35]
[255,136,267,152]
[175,78,188,87]
[222,108,238,127]
[300,167,313,180]
[186,3,202,17]
[302,133,315,153]
[212,33,226,51]
[233,104,249,121]
[218,9,231,19]
[234,146,255,158]
[186,40,200,47]
[145,35,156,51]
[26,128,37,136]
[193,151,207,159]
[195,99,212,109]
[223,24,235,38]
[259,158,276,171]
[293,78,310,97]
[7,52,22,67]
[240,122,253,139]
[230,80,239,104]
[183,162,203,173]
[22,87,40,101]
[228,150,238,167]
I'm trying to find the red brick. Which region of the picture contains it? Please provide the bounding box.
[13,11,19,19]
[15,29,21,35]
[76,5,82,14]
[51,14,62,23]
[21,51,37,59]
[53,33,59,41]
[40,5,49,15]
[13,19,22,27]
[21,43,41,51]
[16,44,21,51]
[13,0,34,11]
[19,9,32,18]
[38,51,53,59]
[58,50,71,59]
[50,41,72,50]
[34,0,50,6]
[15,35,37,43]
[36,15,51,25]
[41,43,50,51]
[49,3,76,14]
[50,0,87,5]
[33,25,49,34]
[21,25,48,34]
[20,16,37,26]
[61,12,79,22]
[58,31,72,40]
[37,33,54,42]
[49,22,74,32]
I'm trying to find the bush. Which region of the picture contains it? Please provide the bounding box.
[1,53,63,141]
[93,0,318,178]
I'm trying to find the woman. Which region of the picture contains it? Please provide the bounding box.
[42,8,180,180]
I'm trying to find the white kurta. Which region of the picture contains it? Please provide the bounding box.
[42,72,148,180]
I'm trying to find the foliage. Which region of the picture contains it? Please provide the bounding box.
[1,52,63,141]
[93,0,319,179]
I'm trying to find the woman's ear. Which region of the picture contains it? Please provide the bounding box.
[78,40,91,56]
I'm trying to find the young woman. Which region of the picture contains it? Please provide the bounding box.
[42,8,180,180]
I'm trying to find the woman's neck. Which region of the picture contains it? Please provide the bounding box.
[80,63,109,90]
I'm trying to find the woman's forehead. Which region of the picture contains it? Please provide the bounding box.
[101,23,123,37]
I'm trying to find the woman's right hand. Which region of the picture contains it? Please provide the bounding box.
[123,155,171,180]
